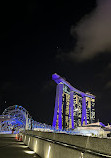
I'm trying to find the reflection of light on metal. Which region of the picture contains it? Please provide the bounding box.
[21,145,28,148]
[81,152,84,158]
[24,150,35,154]
[13,145,28,148]
[17,142,24,145]
[47,145,51,158]
[24,135,26,142]
[28,137,30,146]
[34,140,37,152]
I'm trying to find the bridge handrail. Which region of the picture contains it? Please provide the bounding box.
[22,132,111,158]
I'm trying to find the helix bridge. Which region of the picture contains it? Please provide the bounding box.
[0,105,53,133]
[0,105,105,137]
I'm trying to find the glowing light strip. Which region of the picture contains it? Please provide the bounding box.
[28,137,30,146]
[47,145,51,158]
[52,73,95,98]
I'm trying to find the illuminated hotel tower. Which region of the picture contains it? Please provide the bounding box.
[52,73,95,130]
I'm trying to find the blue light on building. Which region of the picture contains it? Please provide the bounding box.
[52,73,95,130]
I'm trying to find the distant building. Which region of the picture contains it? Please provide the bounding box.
[86,92,95,125]
[52,73,95,130]
[74,122,104,137]
[74,122,111,137]
[85,122,105,127]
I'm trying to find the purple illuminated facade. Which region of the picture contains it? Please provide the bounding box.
[52,73,95,130]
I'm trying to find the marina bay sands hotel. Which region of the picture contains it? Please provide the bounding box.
[52,73,95,130]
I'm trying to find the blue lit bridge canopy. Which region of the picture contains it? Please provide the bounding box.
[0,105,31,132]
[0,105,54,133]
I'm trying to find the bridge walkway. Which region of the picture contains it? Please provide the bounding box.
[0,136,41,158]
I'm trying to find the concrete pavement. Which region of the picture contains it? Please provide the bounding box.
[0,136,41,158]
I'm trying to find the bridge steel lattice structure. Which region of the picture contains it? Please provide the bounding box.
[0,105,52,133]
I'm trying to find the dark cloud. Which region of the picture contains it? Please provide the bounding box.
[70,0,111,62]
[107,63,111,69]
[105,81,111,89]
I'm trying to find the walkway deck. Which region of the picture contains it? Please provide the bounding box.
[0,136,41,158]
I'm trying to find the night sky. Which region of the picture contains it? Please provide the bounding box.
[0,0,111,125]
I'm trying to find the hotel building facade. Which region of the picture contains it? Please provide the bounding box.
[52,73,95,130]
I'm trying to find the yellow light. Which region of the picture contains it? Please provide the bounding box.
[12,144,28,148]
[34,140,37,152]
[20,145,28,148]
[47,145,51,158]
[17,142,24,145]
[24,150,35,154]
[24,135,26,142]
[28,137,30,146]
